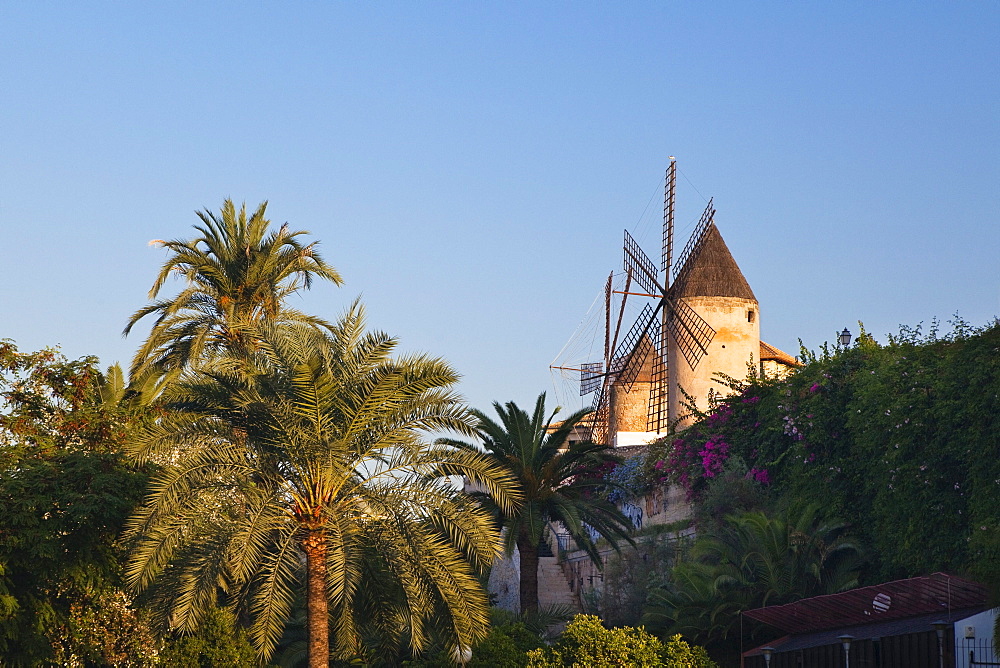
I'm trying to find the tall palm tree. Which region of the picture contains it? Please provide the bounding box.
[439,393,635,614]
[123,199,342,380]
[125,305,519,667]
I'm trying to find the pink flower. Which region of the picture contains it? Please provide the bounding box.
[698,436,730,479]
[809,383,822,393]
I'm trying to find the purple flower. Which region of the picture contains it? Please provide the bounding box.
[809,383,822,393]
[698,436,730,479]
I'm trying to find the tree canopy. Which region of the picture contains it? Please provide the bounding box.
[124,199,343,380]
[126,307,520,665]
[638,318,1000,660]
[0,341,154,664]
[440,393,634,614]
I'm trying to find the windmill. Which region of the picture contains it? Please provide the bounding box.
[566,159,721,445]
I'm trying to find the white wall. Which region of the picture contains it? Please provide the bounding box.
[954,608,998,668]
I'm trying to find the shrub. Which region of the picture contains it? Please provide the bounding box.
[404,621,544,668]
[526,615,715,668]
[661,633,718,667]
[469,622,544,667]
[160,607,257,667]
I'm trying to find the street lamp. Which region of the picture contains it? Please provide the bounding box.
[761,646,775,667]
[932,621,949,668]
[838,635,854,668]
[839,328,852,348]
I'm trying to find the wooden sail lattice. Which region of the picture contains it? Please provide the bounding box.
[613,303,658,392]
[672,198,715,286]
[647,323,668,433]
[665,298,715,369]
[624,230,661,295]
[590,381,610,444]
[580,362,603,396]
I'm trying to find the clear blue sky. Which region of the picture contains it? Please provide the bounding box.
[2,2,997,414]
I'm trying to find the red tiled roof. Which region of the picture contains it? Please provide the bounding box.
[744,573,988,635]
[760,340,801,366]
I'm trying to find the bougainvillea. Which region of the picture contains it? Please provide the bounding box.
[644,318,1000,586]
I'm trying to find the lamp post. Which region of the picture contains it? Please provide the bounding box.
[839,328,852,348]
[838,635,854,668]
[761,646,775,667]
[932,621,949,668]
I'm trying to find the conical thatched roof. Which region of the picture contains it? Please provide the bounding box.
[672,224,756,300]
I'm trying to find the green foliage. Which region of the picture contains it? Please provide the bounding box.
[643,503,862,656]
[124,199,343,380]
[405,622,545,668]
[469,623,545,668]
[161,606,257,667]
[125,309,518,663]
[439,394,634,613]
[0,341,153,664]
[645,319,1000,585]
[595,535,677,628]
[525,615,716,668]
[488,605,577,641]
[660,634,717,668]
[690,457,772,537]
[49,588,162,667]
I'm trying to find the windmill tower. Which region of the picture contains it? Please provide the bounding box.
[666,211,759,425]
[559,159,764,445]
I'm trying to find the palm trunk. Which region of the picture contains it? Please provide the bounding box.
[517,533,539,614]
[302,529,329,668]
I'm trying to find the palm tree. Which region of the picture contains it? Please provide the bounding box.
[125,305,519,667]
[439,394,635,614]
[123,199,342,380]
[643,503,862,652]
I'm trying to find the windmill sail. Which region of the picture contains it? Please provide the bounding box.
[580,362,603,395]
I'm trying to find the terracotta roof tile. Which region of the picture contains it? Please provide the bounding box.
[760,340,801,366]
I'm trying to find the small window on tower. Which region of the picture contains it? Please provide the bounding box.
[748,310,755,323]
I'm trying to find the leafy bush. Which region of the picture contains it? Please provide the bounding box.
[0,342,153,664]
[49,588,161,667]
[160,606,257,667]
[660,634,716,667]
[404,621,544,668]
[639,319,1000,662]
[526,614,715,667]
[646,319,1000,585]
[470,622,544,667]
[643,503,861,660]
